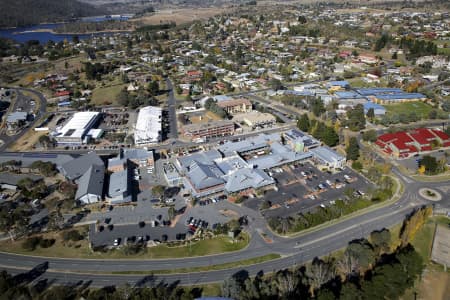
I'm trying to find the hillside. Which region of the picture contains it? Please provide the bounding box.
[0,0,105,28]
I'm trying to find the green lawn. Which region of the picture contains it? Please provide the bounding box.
[410,220,436,261]
[383,101,435,119]
[91,83,127,106]
[0,232,249,259]
[437,47,450,56]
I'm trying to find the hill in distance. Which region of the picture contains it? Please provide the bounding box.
[0,0,105,28]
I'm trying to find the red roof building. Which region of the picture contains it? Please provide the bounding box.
[55,90,70,97]
[376,128,450,158]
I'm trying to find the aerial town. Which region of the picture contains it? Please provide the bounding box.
[0,0,449,299]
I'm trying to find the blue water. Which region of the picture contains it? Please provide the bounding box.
[0,21,124,44]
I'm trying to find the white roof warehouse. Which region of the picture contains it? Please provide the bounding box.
[134,106,162,145]
[54,111,101,145]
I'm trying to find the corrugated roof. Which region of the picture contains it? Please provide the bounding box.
[61,152,104,180]
[75,164,104,201]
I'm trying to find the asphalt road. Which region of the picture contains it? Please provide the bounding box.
[0,87,47,151]
[165,78,178,140]
[0,169,447,286]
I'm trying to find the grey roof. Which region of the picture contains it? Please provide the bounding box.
[218,133,280,156]
[310,146,345,164]
[0,153,74,168]
[0,172,42,186]
[61,152,104,180]
[6,112,27,123]
[224,167,274,193]
[248,142,313,169]
[108,169,129,198]
[187,160,225,191]
[284,129,320,148]
[122,148,153,160]
[216,155,248,174]
[177,150,222,171]
[109,148,154,168]
[75,164,105,200]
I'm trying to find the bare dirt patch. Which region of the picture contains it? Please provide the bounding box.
[219,209,239,219]
[418,268,450,300]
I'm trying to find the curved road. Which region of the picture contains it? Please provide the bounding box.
[0,170,448,286]
[0,87,47,151]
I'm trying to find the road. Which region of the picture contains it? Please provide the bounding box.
[0,87,47,151]
[165,78,178,140]
[0,84,449,286]
[0,169,447,286]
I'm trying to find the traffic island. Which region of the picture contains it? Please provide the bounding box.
[418,188,442,202]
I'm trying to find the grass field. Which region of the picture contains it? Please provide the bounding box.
[0,231,249,259]
[383,101,435,119]
[137,8,229,25]
[437,47,450,56]
[91,83,127,106]
[402,217,450,300]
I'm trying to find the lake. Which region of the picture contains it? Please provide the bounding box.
[0,18,129,44]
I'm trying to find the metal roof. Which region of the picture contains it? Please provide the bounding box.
[61,152,104,180]
[134,106,162,144]
[75,164,104,201]
[224,167,274,193]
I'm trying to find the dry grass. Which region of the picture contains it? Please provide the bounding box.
[91,83,127,106]
[188,111,222,124]
[8,129,46,151]
[136,8,229,26]
[417,268,450,300]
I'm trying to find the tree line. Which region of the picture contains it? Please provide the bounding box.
[0,0,103,28]
[0,207,431,299]
[223,211,427,300]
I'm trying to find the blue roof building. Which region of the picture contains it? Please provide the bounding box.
[363,102,386,115]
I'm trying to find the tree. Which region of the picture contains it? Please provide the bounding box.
[38,135,52,149]
[274,269,299,298]
[269,78,283,90]
[366,108,375,120]
[419,155,439,175]
[362,130,377,142]
[370,229,391,255]
[344,239,375,273]
[321,126,339,147]
[374,33,389,51]
[297,113,310,132]
[310,98,325,117]
[399,206,432,246]
[346,137,360,161]
[151,185,165,200]
[306,258,335,295]
[346,104,366,131]
[148,81,159,96]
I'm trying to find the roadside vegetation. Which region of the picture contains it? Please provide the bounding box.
[1,207,431,299]
[0,228,250,259]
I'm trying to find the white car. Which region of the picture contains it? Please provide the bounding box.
[113,238,121,246]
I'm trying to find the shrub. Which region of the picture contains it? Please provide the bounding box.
[22,236,42,251]
[62,230,83,242]
[39,238,55,248]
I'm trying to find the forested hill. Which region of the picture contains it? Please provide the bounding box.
[0,0,105,28]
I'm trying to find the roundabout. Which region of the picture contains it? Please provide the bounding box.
[418,188,442,202]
